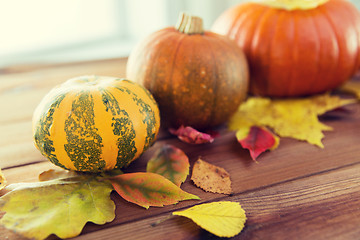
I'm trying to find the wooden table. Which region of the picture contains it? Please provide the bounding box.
[0,58,360,240]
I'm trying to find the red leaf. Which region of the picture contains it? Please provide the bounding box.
[169,126,215,144]
[237,126,279,161]
[146,144,189,187]
[110,172,199,209]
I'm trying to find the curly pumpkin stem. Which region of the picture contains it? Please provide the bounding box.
[175,12,204,35]
[261,0,329,10]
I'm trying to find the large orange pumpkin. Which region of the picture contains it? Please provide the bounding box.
[127,13,249,130]
[212,0,360,97]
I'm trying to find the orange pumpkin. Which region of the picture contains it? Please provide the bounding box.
[212,0,360,97]
[127,13,249,130]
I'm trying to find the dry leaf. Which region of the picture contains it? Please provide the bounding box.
[229,94,355,148]
[169,126,215,144]
[236,126,280,160]
[110,172,200,209]
[173,201,246,238]
[146,144,190,186]
[0,168,6,191]
[191,159,232,194]
[0,175,115,240]
[341,80,360,100]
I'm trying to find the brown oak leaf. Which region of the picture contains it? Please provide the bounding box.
[191,159,232,194]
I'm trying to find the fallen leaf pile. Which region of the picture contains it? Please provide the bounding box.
[169,93,356,160]
[0,145,201,239]
[229,93,355,159]
[191,159,232,194]
[0,144,248,239]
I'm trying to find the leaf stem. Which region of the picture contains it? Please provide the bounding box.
[151,214,174,227]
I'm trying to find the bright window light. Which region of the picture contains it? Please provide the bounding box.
[0,0,120,56]
[0,0,358,67]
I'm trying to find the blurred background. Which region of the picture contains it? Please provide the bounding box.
[1,0,360,68]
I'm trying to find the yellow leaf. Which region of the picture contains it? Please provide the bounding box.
[38,169,79,181]
[173,201,246,238]
[0,168,6,191]
[341,81,360,100]
[229,94,355,148]
[271,133,280,151]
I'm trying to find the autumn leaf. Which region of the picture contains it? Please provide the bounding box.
[173,201,246,238]
[169,125,215,144]
[191,159,232,194]
[146,144,190,186]
[110,172,200,209]
[341,80,360,100]
[0,168,6,191]
[0,175,115,240]
[229,94,355,148]
[38,168,80,181]
[236,126,280,160]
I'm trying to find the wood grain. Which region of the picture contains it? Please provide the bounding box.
[0,58,360,240]
[53,164,360,240]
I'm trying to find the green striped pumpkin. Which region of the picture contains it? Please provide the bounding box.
[32,75,160,172]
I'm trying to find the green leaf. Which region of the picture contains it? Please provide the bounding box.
[146,144,190,186]
[0,175,115,240]
[173,201,246,238]
[110,172,200,209]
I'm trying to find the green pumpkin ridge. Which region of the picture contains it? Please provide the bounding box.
[118,79,158,106]
[114,86,157,151]
[112,112,137,168]
[64,92,105,172]
[100,89,137,168]
[100,88,121,115]
[34,94,67,169]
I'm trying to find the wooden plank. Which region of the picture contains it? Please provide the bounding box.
[47,163,360,240]
[2,162,359,240]
[0,58,128,124]
[1,122,360,238]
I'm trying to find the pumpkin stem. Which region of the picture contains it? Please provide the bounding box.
[175,12,204,35]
